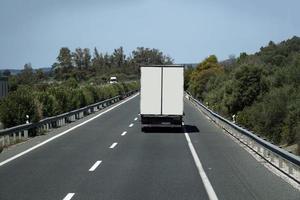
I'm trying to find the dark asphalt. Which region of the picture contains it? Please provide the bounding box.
[0,95,299,200]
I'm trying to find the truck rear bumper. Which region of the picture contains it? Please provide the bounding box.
[141,115,182,127]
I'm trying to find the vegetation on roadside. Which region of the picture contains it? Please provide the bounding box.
[0,81,139,128]
[1,46,174,128]
[186,36,300,154]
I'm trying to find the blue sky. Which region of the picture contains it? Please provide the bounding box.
[0,0,299,69]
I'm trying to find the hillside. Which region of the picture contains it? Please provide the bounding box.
[186,36,300,154]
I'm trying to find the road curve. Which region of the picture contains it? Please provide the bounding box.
[0,95,299,200]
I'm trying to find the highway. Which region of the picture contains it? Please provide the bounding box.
[0,95,299,200]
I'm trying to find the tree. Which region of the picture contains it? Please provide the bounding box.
[83,48,91,68]
[184,66,194,90]
[73,48,84,69]
[225,65,267,114]
[131,47,173,66]
[0,87,41,128]
[35,69,45,80]
[18,63,34,84]
[112,47,126,68]
[188,55,224,99]
[57,47,73,69]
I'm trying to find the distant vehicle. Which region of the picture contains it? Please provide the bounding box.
[109,76,117,84]
[140,65,184,129]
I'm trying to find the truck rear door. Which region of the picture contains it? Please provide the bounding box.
[162,67,184,115]
[140,67,162,115]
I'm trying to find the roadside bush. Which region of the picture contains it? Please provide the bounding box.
[36,92,58,117]
[48,86,72,114]
[0,81,139,128]
[82,86,98,105]
[69,89,86,109]
[0,88,41,128]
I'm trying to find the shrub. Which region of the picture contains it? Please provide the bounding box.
[0,88,41,128]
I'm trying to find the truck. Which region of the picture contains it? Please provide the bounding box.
[140,65,184,129]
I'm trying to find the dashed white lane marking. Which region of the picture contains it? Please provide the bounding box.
[183,123,219,200]
[129,123,134,127]
[0,93,139,167]
[63,193,75,200]
[121,131,127,136]
[134,117,138,121]
[109,142,118,149]
[89,160,102,172]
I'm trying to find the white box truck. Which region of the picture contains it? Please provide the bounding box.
[140,65,184,128]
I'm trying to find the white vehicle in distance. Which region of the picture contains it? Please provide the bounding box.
[109,76,117,84]
[140,65,184,129]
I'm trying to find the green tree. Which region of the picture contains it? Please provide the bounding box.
[57,47,73,69]
[0,88,41,128]
[188,55,224,100]
[131,47,173,66]
[112,47,126,68]
[225,65,267,114]
[18,63,34,85]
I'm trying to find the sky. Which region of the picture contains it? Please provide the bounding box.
[0,0,300,69]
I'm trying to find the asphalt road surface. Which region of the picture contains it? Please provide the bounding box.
[0,95,299,200]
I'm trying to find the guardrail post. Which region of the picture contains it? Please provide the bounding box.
[288,164,294,175]
[278,158,283,168]
[5,135,10,146]
[0,136,4,148]
[13,133,16,142]
[24,130,28,139]
[270,153,274,162]
[257,145,261,153]
[263,148,267,158]
[18,131,22,140]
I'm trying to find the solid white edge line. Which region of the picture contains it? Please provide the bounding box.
[89,160,102,172]
[183,123,219,200]
[121,131,127,136]
[63,193,75,200]
[109,142,118,149]
[129,123,134,127]
[0,93,139,167]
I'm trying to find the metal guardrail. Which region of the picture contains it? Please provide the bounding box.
[0,90,138,151]
[186,92,300,184]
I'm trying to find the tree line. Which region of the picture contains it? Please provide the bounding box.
[52,46,173,82]
[0,46,173,128]
[186,36,300,154]
[0,81,139,128]
[4,46,173,91]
